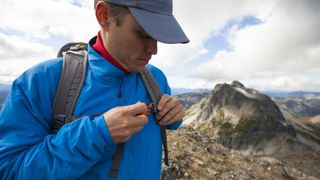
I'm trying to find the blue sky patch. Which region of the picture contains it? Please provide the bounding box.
[70,0,83,8]
[39,34,74,52]
[0,29,25,37]
[238,16,262,29]
[187,15,262,68]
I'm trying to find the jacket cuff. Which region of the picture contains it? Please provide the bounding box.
[92,115,116,148]
[166,119,183,130]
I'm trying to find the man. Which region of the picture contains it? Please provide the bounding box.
[0,0,189,179]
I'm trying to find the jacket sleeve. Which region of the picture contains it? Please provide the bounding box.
[0,67,115,179]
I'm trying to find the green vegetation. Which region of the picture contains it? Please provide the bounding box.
[234,117,260,134]
[218,122,234,137]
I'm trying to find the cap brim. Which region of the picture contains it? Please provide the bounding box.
[129,7,189,44]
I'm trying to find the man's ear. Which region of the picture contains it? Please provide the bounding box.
[95,1,111,30]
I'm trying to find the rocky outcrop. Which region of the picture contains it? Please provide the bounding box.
[179,81,320,178]
[184,81,305,156]
[164,81,320,179]
[161,126,320,179]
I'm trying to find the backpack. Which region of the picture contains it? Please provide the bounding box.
[52,42,168,178]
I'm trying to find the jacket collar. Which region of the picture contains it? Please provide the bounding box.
[92,33,130,74]
[87,37,131,81]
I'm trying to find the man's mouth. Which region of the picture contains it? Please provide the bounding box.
[138,58,150,64]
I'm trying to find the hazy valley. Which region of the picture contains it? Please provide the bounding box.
[0,84,10,110]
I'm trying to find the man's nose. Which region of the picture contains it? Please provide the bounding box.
[146,39,157,55]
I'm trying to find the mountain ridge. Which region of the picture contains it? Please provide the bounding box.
[184,81,304,155]
[180,81,320,178]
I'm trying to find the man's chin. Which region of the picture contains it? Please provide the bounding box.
[131,65,147,73]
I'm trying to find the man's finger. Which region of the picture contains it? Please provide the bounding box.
[159,107,179,124]
[160,109,184,126]
[158,94,171,111]
[125,102,148,115]
[130,115,148,133]
[157,97,179,119]
[131,115,148,126]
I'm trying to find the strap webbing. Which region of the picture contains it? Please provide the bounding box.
[108,143,124,178]
[140,68,169,165]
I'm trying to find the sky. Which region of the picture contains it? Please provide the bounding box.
[0,0,320,91]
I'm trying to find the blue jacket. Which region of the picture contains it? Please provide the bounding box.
[0,40,182,179]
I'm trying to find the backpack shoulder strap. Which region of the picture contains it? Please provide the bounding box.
[52,43,88,133]
[140,67,169,166]
[140,68,162,111]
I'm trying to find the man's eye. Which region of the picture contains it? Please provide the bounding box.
[140,34,150,39]
[138,31,151,39]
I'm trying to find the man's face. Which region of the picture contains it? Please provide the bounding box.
[105,13,158,73]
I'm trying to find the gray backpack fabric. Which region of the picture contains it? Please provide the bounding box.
[52,42,168,178]
[52,42,88,133]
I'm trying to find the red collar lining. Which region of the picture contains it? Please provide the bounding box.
[92,32,130,74]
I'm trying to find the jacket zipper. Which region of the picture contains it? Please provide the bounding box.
[118,78,123,98]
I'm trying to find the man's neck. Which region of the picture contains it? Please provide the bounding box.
[93,31,130,74]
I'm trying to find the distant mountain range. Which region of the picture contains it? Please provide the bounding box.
[174,87,320,117]
[171,88,210,96]
[173,87,320,97]
[263,90,320,98]
[271,92,320,117]
[0,83,10,109]
[0,83,10,91]
[1,84,319,112]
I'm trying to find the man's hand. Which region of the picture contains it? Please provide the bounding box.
[156,94,184,126]
[103,102,148,144]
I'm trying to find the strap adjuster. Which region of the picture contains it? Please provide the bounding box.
[52,114,71,133]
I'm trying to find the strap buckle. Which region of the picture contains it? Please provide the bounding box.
[52,114,71,133]
[147,103,157,114]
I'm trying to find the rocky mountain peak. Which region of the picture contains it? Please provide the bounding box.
[231,80,245,89]
[172,82,320,179]
[184,81,305,156]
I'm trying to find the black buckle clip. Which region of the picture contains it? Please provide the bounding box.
[52,114,71,133]
[147,103,157,114]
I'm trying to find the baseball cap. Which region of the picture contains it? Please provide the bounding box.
[105,0,190,44]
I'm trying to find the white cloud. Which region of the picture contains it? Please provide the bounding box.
[0,0,319,91]
[151,0,275,75]
[189,0,320,90]
[0,0,97,41]
[0,0,98,83]
[0,32,54,83]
